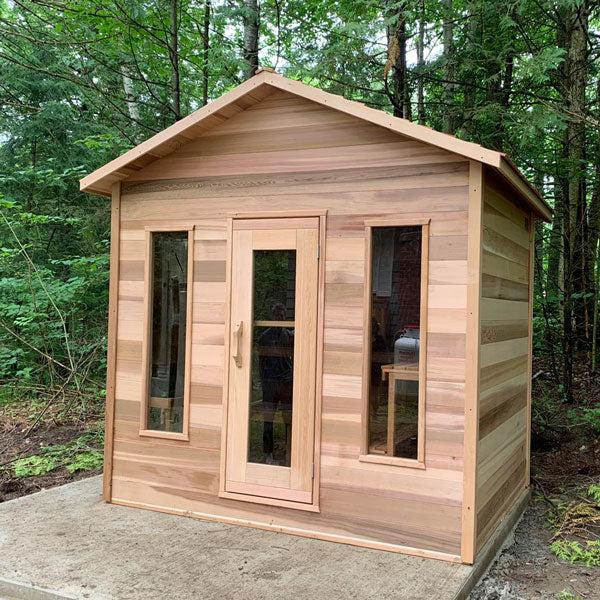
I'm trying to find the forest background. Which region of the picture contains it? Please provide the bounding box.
[0,1,599,582]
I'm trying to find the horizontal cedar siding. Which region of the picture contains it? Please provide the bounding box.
[476,171,531,550]
[112,89,470,557]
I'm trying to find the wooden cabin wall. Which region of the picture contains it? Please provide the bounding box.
[475,170,533,551]
[110,90,470,559]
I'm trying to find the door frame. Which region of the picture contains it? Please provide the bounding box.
[219,210,327,513]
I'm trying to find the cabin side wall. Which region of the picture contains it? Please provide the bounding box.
[109,90,470,559]
[475,169,533,552]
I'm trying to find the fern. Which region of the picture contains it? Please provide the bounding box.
[551,540,600,567]
[587,484,600,505]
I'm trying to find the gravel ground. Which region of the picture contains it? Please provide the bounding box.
[470,499,599,600]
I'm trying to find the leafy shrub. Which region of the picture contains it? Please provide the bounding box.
[550,540,600,567]
[556,591,584,600]
[0,196,109,386]
[531,382,566,450]
[65,450,103,474]
[549,481,600,567]
[581,408,600,435]
[11,429,104,478]
[13,454,60,477]
[588,484,600,504]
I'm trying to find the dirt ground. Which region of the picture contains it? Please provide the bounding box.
[0,396,102,502]
[1,372,598,599]
[471,500,599,600]
[471,432,600,600]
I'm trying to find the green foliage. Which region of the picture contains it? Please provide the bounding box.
[0,197,109,383]
[0,0,596,438]
[11,429,104,478]
[587,484,600,504]
[550,540,600,567]
[65,450,103,474]
[557,591,584,600]
[531,381,566,443]
[548,481,600,567]
[13,454,60,477]
[581,408,600,435]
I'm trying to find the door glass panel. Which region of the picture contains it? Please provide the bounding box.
[147,231,188,433]
[248,325,295,466]
[253,250,296,321]
[248,249,297,466]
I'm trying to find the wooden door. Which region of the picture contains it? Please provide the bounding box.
[225,217,319,504]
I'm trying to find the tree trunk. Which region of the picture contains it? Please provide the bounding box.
[384,0,411,119]
[564,2,589,364]
[459,0,480,138]
[242,0,259,79]
[588,79,600,369]
[169,0,181,120]
[441,0,456,133]
[416,0,425,124]
[201,0,211,106]
[121,67,141,125]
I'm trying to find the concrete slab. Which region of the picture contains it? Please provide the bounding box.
[0,477,481,600]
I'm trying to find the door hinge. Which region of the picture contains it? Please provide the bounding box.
[311,463,315,479]
[316,243,320,260]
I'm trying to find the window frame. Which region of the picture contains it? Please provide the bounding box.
[139,225,195,441]
[359,218,429,469]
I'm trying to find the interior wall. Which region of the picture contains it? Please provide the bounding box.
[111,90,470,557]
[476,169,532,550]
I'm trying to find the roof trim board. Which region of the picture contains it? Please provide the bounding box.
[79,70,552,221]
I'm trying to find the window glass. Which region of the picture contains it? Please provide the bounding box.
[368,226,422,459]
[248,250,296,466]
[252,250,296,322]
[147,231,188,433]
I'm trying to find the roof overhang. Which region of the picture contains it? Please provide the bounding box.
[80,69,552,222]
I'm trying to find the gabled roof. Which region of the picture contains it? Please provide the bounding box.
[80,69,552,221]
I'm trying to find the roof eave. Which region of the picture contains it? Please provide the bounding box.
[79,71,552,222]
[79,71,274,195]
[497,156,553,222]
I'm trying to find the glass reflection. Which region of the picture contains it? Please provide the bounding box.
[147,231,188,433]
[392,379,419,459]
[368,226,422,458]
[248,323,294,466]
[253,250,296,321]
[248,249,297,467]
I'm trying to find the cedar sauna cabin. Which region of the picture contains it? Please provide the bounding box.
[80,69,552,565]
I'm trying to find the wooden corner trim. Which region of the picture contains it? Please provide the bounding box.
[103,182,121,502]
[461,160,484,563]
[525,216,535,487]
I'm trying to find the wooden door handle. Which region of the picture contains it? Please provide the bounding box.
[232,321,243,367]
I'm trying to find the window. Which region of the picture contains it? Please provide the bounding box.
[248,250,296,467]
[140,227,193,439]
[361,221,428,467]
